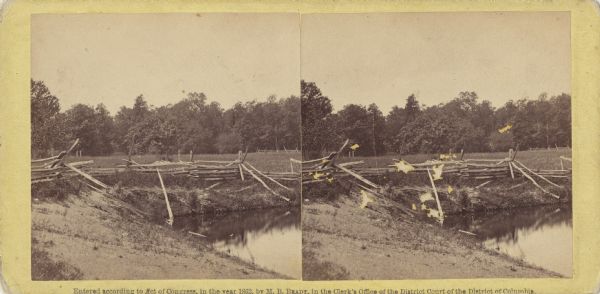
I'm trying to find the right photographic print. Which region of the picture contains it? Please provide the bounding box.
[300,12,572,280]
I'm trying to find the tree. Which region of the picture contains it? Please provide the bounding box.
[280,96,301,150]
[534,94,553,148]
[473,100,496,138]
[301,80,335,158]
[261,96,286,151]
[393,109,481,154]
[216,131,242,154]
[488,132,513,152]
[550,93,571,147]
[114,95,152,153]
[404,94,421,124]
[93,104,115,155]
[385,106,406,152]
[338,104,370,155]
[31,80,63,156]
[132,94,151,122]
[367,103,386,156]
[236,101,264,150]
[61,103,115,156]
[31,76,572,157]
[334,103,385,156]
[64,104,98,155]
[167,92,222,154]
[128,112,177,155]
[512,96,554,149]
[495,100,518,128]
[113,106,134,152]
[441,92,493,151]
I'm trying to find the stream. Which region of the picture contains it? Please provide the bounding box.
[173,207,301,279]
[444,204,572,277]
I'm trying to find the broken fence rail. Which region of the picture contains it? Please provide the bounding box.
[32,140,299,204]
[300,140,571,201]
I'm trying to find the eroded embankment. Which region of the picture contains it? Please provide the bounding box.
[31,174,298,280]
[101,171,300,217]
[301,175,568,280]
[385,174,570,215]
[331,171,570,214]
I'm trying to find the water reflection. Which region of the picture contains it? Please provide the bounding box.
[444,205,572,277]
[174,207,301,279]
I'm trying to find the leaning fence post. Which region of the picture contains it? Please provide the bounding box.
[427,168,444,224]
[240,163,289,202]
[156,168,174,225]
[510,163,560,199]
[238,151,245,181]
[508,149,515,179]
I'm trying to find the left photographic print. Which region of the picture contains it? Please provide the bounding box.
[30,14,301,280]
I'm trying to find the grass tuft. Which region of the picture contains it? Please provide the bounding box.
[31,178,83,200]
[302,249,350,280]
[31,246,83,280]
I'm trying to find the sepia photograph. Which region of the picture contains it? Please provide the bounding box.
[300,12,572,280]
[30,13,301,280]
[3,0,600,293]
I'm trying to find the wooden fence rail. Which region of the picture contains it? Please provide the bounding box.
[32,140,300,203]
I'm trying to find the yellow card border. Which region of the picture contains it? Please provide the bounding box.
[1,0,599,293]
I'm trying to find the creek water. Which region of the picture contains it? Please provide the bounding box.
[444,204,572,277]
[173,207,301,279]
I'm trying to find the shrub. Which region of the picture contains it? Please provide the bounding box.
[31,178,82,200]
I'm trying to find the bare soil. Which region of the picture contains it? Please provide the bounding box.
[31,188,291,280]
[302,193,562,280]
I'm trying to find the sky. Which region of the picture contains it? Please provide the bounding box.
[301,12,571,113]
[32,12,570,115]
[31,14,301,114]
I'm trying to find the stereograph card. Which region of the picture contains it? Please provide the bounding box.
[0,1,599,294]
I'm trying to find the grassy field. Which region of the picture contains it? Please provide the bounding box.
[65,151,301,172]
[64,149,571,172]
[337,148,572,170]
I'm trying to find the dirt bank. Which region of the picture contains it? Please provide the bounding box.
[31,178,296,280]
[386,175,570,216]
[99,171,300,217]
[302,190,562,280]
[114,183,297,221]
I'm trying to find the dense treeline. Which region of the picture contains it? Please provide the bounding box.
[301,80,571,158]
[31,79,571,159]
[31,80,300,157]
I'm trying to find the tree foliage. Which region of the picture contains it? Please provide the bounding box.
[63,104,115,155]
[31,79,571,157]
[301,80,336,158]
[31,80,62,157]
[302,81,571,157]
[31,80,301,156]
